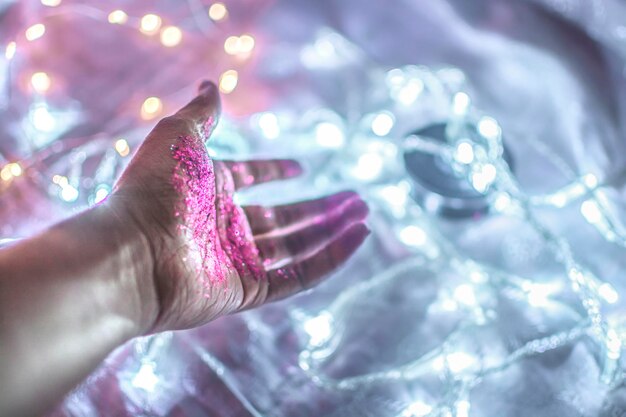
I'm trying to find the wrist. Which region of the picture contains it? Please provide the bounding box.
[96,198,159,336]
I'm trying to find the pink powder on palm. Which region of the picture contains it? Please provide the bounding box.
[171,135,264,293]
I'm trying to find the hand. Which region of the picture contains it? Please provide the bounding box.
[107,81,369,332]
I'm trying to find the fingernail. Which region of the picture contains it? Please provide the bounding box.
[199,80,217,95]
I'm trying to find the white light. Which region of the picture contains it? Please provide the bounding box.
[371,112,394,136]
[471,164,497,193]
[452,92,470,115]
[258,112,280,139]
[208,2,228,21]
[435,352,475,373]
[599,283,619,304]
[303,312,333,347]
[477,116,500,139]
[60,184,79,202]
[315,122,345,148]
[132,362,159,392]
[115,139,130,157]
[583,173,598,188]
[494,193,511,212]
[31,72,51,93]
[399,225,427,247]
[402,401,432,417]
[396,78,424,106]
[41,0,61,6]
[219,69,238,94]
[32,105,56,132]
[454,284,476,306]
[380,185,407,207]
[456,400,471,417]
[94,185,110,204]
[454,141,474,164]
[352,153,383,181]
[581,199,602,224]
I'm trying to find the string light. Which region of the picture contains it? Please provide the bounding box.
[371,112,394,136]
[5,42,16,60]
[114,139,130,157]
[0,163,22,181]
[315,122,345,148]
[160,26,182,47]
[108,10,128,25]
[41,0,61,6]
[139,14,162,35]
[224,34,255,56]
[218,69,238,93]
[140,97,163,120]
[208,2,228,21]
[25,24,46,41]
[30,72,51,93]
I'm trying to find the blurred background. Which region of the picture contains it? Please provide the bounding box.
[3,0,626,415]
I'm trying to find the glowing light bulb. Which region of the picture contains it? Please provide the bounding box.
[114,139,130,157]
[160,26,182,47]
[141,97,162,120]
[399,225,427,247]
[140,14,162,35]
[224,36,241,55]
[303,312,333,346]
[108,10,128,24]
[239,34,255,53]
[0,167,11,181]
[454,284,476,306]
[209,2,228,21]
[315,122,345,148]
[452,92,470,115]
[257,112,280,139]
[31,72,51,93]
[5,42,16,59]
[402,401,432,417]
[31,105,56,132]
[380,184,408,207]
[456,400,471,417]
[581,199,602,224]
[371,112,394,136]
[353,153,383,180]
[454,141,474,164]
[219,69,238,93]
[93,184,111,204]
[25,24,46,41]
[434,352,476,373]
[8,163,22,177]
[61,184,79,202]
[477,116,500,139]
[132,362,159,392]
[41,0,61,6]
[599,283,619,304]
[583,173,598,188]
[397,78,424,106]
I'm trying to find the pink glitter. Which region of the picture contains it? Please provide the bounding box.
[171,135,264,293]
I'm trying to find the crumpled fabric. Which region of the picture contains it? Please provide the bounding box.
[3,0,626,415]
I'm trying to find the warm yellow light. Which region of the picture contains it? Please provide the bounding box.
[208,3,228,21]
[224,36,240,55]
[140,14,162,35]
[1,163,22,181]
[41,0,61,6]
[108,10,128,24]
[239,34,255,53]
[0,166,11,181]
[114,139,130,157]
[141,97,163,119]
[5,42,16,60]
[219,69,238,94]
[8,163,22,177]
[160,26,182,47]
[25,24,46,41]
[31,72,51,93]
